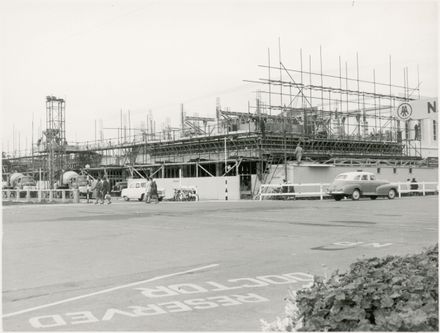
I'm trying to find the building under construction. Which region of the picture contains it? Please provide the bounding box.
[2,49,438,199]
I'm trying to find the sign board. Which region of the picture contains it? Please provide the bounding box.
[396,98,438,120]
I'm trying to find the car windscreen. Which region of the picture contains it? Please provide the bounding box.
[335,174,348,180]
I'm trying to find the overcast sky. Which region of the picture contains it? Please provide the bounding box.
[1,0,438,152]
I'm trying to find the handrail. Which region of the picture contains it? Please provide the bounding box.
[2,189,80,203]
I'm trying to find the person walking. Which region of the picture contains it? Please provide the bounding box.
[102,177,111,204]
[294,143,303,165]
[86,178,92,203]
[94,178,103,204]
[150,177,159,204]
[144,177,152,204]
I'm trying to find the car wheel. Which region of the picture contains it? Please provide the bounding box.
[139,194,144,201]
[351,189,361,201]
[370,196,377,200]
[123,196,129,201]
[334,195,342,201]
[387,189,396,200]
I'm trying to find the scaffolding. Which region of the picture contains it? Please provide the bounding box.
[44,96,66,188]
[3,48,433,190]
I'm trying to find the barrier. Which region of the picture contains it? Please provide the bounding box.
[2,189,80,204]
[397,182,439,198]
[259,182,438,200]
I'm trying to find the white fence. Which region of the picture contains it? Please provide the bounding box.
[259,182,439,200]
[2,189,80,203]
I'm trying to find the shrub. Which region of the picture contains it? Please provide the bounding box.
[262,245,438,331]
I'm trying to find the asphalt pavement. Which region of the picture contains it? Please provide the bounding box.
[2,196,438,331]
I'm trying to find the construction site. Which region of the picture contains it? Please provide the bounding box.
[2,48,438,200]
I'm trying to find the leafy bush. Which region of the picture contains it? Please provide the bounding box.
[262,245,438,331]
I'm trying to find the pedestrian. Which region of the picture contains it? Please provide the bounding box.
[86,178,92,203]
[150,177,159,204]
[94,178,103,204]
[414,123,420,140]
[410,177,419,196]
[102,177,111,204]
[294,143,303,165]
[144,177,152,203]
[281,179,290,200]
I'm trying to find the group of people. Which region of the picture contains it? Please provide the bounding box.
[93,177,111,204]
[144,177,159,204]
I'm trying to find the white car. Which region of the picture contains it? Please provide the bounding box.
[121,179,165,201]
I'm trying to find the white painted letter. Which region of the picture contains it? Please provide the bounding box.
[66,311,99,325]
[102,308,137,321]
[29,315,66,328]
[168,283,209,295]
[228,277,270,288]
[130,305,167,316]
[135,286,178,298]
[232,293,269,303]
[207,295,241,306]
[184,298,219,310]
[205,281,241,291]
[257,275,295,284]
[158,301,192,313]
[283,272,314,282]
[364,242,392,248]
[334,241,362,247]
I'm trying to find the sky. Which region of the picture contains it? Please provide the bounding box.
[1,0,438,153]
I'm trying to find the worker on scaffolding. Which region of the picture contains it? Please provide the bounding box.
[294,143,303,165]
[414,123,421,141]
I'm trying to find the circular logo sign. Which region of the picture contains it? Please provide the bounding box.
[396,103,413,120]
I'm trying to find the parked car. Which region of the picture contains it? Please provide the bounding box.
[110,181,128,197]
[121,179,165,201]
[327,171,398,201]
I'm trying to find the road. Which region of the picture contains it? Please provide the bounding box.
[2,196,438,331]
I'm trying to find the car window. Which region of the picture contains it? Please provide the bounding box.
[370,175,376,181]
[129,183,136,188]
[141,183,146,188]
[361,175,368,181]
[336,174,347,180]
[353,175,361,180]
[136,183,140,188]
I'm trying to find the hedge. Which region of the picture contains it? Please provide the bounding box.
[262,244,438,331]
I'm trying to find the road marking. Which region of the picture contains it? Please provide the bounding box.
[2,263,219,319]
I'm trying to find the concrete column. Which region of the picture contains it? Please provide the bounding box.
[26,190,30,202]
[62,190,66,202]
[49,190,53,202]
[38,190,42,202]
[216,163,222,176]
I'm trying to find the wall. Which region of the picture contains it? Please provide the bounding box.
[154,175,240,200]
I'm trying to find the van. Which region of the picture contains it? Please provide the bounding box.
[121,179,165,201]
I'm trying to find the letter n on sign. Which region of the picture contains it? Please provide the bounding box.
[428,101,437,114]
